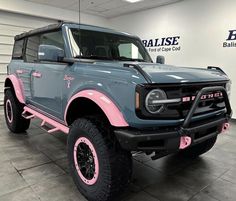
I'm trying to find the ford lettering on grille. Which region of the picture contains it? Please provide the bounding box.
[182,92,223,102]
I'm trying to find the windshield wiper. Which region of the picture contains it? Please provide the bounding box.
[75,55,114,60]
[116,56,145,62]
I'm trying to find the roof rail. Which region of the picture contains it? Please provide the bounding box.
[15,21,63,41]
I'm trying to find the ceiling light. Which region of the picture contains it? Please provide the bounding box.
[123,0,144,3]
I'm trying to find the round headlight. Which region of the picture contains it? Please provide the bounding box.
[145,89,167,114]
[226,82,231,97]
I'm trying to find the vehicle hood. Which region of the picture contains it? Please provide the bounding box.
[88,61,229,84]
[138,63,229,83]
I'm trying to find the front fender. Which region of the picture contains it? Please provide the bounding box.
[64,90,129,127]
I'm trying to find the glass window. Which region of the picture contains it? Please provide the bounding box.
[68,28,152,62]
[25,31,64,63]
[25,36,40,63]
[12,39,24,59]
[40,31,64,50]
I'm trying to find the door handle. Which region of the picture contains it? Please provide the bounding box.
[32,71,42,78]
[16,69,26,74]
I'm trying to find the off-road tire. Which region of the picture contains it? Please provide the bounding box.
[4,89,30,133]
[180,136,217,158]
[67,117,132,201]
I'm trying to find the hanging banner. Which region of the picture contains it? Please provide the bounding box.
[142,36,181,53]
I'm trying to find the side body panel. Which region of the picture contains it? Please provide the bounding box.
[8,60,33,103]
[30,62,67,118]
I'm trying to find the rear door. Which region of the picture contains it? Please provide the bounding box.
[28,31,67,119]
[12,38,34,102]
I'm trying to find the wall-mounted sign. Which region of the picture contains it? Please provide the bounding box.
[223,30,236,47]
[142,36,181,53]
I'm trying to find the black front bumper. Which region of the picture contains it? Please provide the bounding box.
[115,86,232,153]
[115,117,228,151]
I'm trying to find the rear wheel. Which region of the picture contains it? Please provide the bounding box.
[67,117,132,201]
[180,136,217,158]
[4,89,30,133]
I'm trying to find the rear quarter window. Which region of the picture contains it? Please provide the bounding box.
[12,39,24,59]
[25,36,40,63]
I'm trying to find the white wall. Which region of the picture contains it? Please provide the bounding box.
[0,0,109,27]
[0,0,110,104]
[110,0,236,118]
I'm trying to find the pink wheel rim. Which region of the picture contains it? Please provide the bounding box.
[6,99,13,123]
[74,137,99,185]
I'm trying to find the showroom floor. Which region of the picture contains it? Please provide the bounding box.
[0,108,236,201]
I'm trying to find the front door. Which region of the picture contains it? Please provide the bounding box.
[26,31,67,119]
[31,62,67,118]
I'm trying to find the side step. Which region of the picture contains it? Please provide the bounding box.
[22,106,69,134]
[22,111,35,119]
[40,121,59,133]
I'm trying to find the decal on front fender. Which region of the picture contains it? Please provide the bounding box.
[64,75,74,89]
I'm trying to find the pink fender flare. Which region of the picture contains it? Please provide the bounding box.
[64,90,129,127]
[5,75,25,104]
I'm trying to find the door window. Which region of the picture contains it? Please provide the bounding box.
[24,31,64,63]
[40,31,64,50]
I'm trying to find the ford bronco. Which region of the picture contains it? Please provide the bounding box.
[4,22,232,201]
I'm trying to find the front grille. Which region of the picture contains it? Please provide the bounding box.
[136,81,227,120]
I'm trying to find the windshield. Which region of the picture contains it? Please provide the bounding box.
[68,28,152,62]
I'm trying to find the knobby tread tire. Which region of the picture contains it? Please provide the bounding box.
[4,89,30,133]
[67,117,132,201]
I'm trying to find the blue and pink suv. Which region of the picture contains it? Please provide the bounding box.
[4,22,232,201]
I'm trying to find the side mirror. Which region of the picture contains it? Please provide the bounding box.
[38,44,64,62]
[156,55,165,64]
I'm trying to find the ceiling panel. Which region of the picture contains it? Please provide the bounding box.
[24,0,184,18]
[26,0,78,9]
[95,0,128,10]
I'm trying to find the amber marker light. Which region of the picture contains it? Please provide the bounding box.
[136,92,140,109]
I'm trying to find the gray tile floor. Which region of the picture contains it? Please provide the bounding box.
[0,107,236,201]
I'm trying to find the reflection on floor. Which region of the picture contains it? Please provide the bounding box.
[0,108,236,201]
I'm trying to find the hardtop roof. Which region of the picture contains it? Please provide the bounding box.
[15,21,136,41]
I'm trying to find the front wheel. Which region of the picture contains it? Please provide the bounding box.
[67,118,132,201]
[4,89,30,133]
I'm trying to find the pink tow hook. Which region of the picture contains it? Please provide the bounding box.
[222,123,230,133]
[179,136,192,149]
